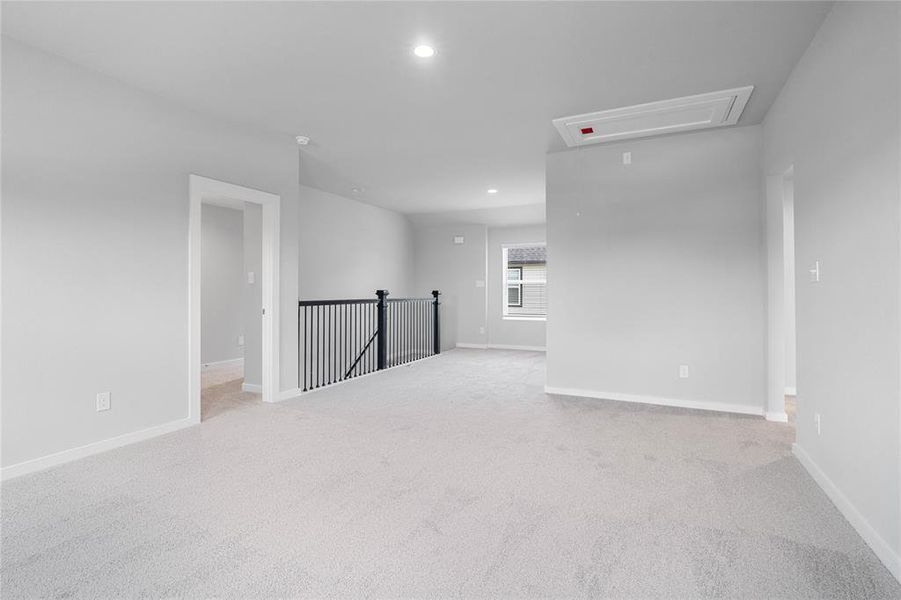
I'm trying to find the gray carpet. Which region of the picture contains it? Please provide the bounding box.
[2,349,899,598]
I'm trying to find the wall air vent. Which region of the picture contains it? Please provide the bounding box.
[552,86,753,147]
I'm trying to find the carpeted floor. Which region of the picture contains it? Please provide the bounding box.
[2,349,899,598]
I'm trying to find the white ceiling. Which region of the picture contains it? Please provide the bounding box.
[2,1,831,219]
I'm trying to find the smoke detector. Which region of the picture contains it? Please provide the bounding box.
[553,86,753,147]
[295,136,311,145]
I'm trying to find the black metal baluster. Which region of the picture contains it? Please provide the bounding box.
[432,290,441,355]
[302,305,306,391]
[310,306,319,389]
[328,305,335,383]
[321,305,326,387]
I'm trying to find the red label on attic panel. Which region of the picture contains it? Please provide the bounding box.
[580,127,594,135]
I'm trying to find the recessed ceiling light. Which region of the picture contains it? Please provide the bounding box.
[487,188,498,194]
[413,45,436,58]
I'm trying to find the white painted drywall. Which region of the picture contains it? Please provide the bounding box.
[546,126,766,413]
[201,204,245,364]
[298,184,414,301]
[0,38,412,469]
[487,226,547,349]
[243,202,263,387]
[412,223,547,350]
[0,38,297,467]
[413,224,488,350]
[763,1,901,573]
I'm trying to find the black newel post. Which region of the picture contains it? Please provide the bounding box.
[431,290,441,355]
[376,289,389,370]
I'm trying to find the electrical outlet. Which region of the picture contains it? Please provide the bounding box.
[238,335,245,346]
[679,365,689,378]
[247,272,255,284]
[96,392,111,412]
[623,151,632,165]
[814,413,821,435]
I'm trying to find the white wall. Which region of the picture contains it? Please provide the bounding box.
[413,224,488,350]
[412,223,549,350]
[762,2,900,577]
[0,38,414,470]
[200,205,245,364]
[243,202,263,386]
[546,126,766,414]
[298,185,414,301]
[487,226,547,349]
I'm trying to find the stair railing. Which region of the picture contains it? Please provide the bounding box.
[299,290,440,391]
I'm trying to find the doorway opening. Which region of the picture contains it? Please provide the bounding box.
[199,200,264,419]
[766,165,797,424]
[189,175,280,423]
[782,169,798,425]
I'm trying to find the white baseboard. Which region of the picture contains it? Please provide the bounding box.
[488,344,546,352]
[765,411,789,423]
[455,343,547,352]
[201,357,244,370]
[1,417,196,481]
[279,387,303,402]
[241,382,262,393]
[793,443,901,583]
[785,386,797,396]
[544,385,765,417]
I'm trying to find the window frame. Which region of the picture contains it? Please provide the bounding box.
[506,267,523,307]
[502,243,547,321]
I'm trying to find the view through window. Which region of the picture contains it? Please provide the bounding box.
[503,245,546,318]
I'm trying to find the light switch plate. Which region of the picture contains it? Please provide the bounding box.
[453,235,464,245]
[238,335,245,346]
[475,280,485,288]
[679,365,689,378]
[623,152,632,165]
[96,392,111,412]
[809,261,820,283]
[247,272,255,284]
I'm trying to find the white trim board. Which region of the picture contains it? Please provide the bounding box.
[202,357,244,370]
[544,386,765,417]
[242,382,262,393]
[486,344,546,352]
[455,343,546,352]
[765,411,789,423]
[785,387,797,396]
[1,417,195,481]
[793,443,901,583]
[189,174,280,421]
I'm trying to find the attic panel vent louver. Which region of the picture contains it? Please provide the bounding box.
[553,86,753,147]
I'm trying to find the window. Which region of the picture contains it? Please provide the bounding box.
[507,267,523,307]
[502,244,546,319]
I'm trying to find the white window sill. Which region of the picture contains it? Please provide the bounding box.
[503,316,547,322]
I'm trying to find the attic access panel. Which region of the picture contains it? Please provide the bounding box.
[553,86,753,147]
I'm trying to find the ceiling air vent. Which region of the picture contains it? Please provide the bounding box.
[552,86,753,147]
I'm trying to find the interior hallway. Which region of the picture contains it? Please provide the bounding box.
[201,362,261,421]
[2,349,898,598]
